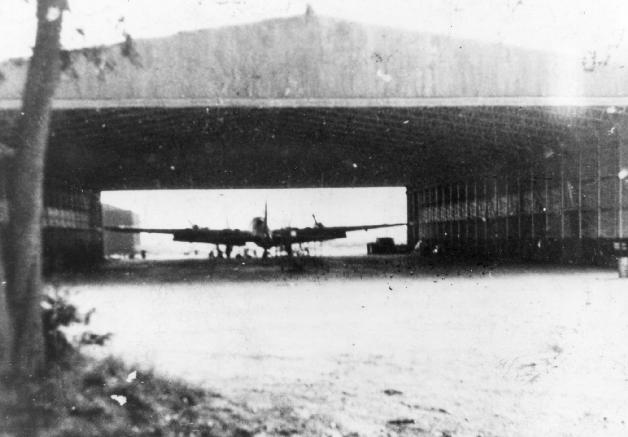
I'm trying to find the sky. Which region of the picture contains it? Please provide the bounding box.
[2,0,628,61]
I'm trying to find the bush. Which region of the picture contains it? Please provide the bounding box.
[41,288,111,364]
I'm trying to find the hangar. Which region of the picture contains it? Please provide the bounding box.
[1,12,628,266]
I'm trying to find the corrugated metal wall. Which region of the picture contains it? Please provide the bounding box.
[1,168,103,272]
[407,117,628,264]
[42,186,103,272]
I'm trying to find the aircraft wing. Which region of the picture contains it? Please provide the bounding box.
[271,222,407,244]
[104,226,181,234]
[323,223,407,233]
[104,226,255,246]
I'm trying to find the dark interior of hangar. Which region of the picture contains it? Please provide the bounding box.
[2,104,628,267]
[1,105,617,191]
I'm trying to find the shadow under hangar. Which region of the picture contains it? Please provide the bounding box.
[2,8,628,268]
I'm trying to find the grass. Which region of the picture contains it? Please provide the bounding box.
[0,354,260,437]
[1,352,350,437]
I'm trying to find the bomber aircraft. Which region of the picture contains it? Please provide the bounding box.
[104,205,406,258]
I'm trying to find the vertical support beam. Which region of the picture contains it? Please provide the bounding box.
[424,188,428,240]
[426,188,430,239]
[431,188,435,239]
[423,189,428,240]
[494,178,498,237]
[544,177,550,235]
[465,181,469,243]
[456,184,461,241]
[517,176,522,240]
[596,130,602,238]
[414,189,418,242]
[407,187,413,246]
[560,150,566,239]
[435,185,440,239]
[474,181,479,243]
[442,185,447,241]
[578,137,583,240]
[494,178,499,254]
[505,180,509,241]
[449,184,454,246]
[441,185,445,242]
[427,188,431,240]
[416,190,421,242]
[432,187,436,239]
[424,189,429,240]
[416,190,420,242]
[621,174,624,238]
[414,188,419,244]
[437,185,442,239]
[530,166,535,239]
[431,187,435,238]
[483,179,488,247]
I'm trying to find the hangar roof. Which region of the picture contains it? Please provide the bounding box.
[2,13,626,104]
[0,14,624,190]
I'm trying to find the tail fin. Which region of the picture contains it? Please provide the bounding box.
[263,202,269,237]
[264,202,268,227]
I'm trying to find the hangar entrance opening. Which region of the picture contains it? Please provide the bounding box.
[25,104,628,269]
[101,187,406,259]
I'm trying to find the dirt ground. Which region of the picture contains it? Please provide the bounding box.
[56,256,628,436]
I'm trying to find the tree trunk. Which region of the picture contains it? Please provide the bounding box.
[0,230,12,376]
[0,149,12,375]
[0,144,12,375]
[6,0,64,378]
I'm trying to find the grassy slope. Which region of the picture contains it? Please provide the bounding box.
[1,354,347,437]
